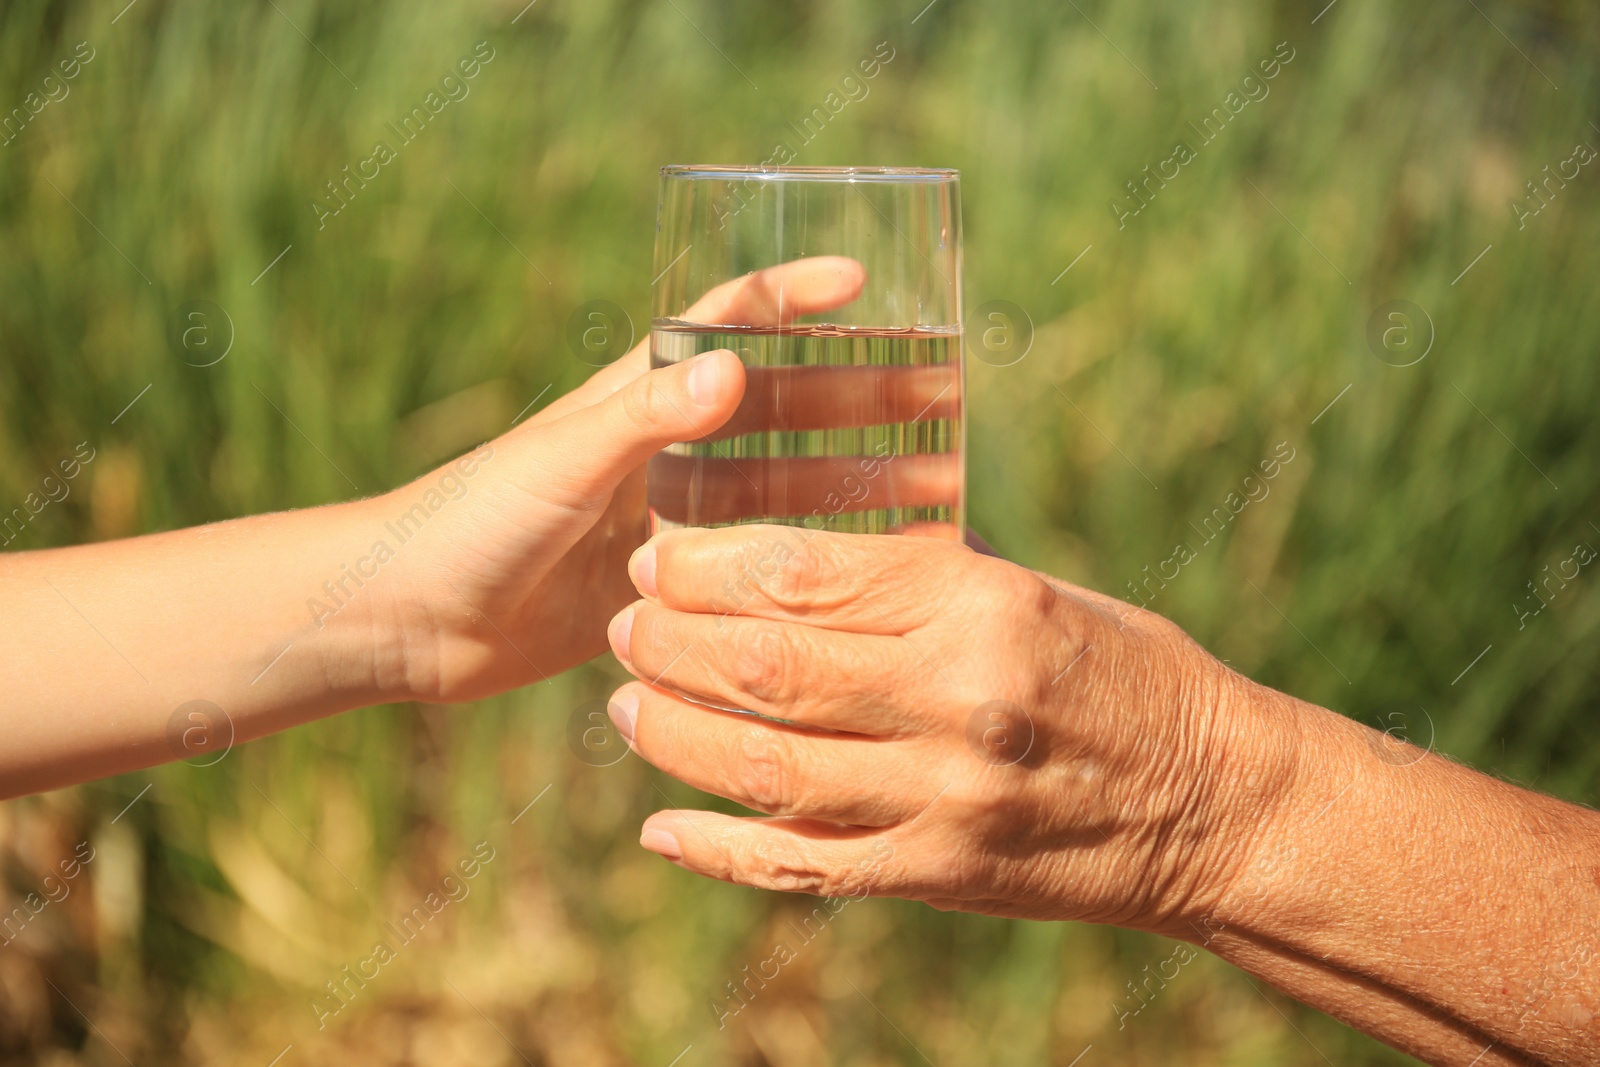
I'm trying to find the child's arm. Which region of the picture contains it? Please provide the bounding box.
[0,256,868,798]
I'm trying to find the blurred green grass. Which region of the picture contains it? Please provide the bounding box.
[1,0,1598,1063]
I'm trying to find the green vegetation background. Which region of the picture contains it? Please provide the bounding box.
[1,0,1596,1063]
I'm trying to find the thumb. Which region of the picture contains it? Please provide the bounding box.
[529,348,746,507]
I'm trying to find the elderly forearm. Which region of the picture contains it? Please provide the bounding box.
[1195,926,1540,1066]
[605,526,1600,1064]
[1202,684,1600,1066]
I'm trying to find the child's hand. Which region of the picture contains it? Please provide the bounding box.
[0,256,862,795]
[373,256,865,702]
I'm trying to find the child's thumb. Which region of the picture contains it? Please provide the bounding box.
[529,349,745,505]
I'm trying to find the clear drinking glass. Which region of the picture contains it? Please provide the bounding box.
[647,165,964,537]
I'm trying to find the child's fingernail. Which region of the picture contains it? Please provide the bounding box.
[687,350,729,407]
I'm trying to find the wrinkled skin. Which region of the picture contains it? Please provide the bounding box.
[606,525,1299,937]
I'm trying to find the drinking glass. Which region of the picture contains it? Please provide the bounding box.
[647,165,964,537]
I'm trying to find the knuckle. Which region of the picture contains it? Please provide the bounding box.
[1025,572,1066,624]
[730,624,797,706]
[952,558,1026,622]
[734,728,798,813]
[741,840,829,894]
[621,376,664,427]
[992,563,1058,624]
[966,566,1065,668]
[735,839,892,899]
[633,608,680,676]
[768,542,833,608]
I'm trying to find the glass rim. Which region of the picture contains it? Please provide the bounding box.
[660,164,959,184]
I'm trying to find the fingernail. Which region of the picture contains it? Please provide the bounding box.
[640,826,682,862]
[607,688,638,743]
[608,605,636,667]
[631,543,659,598]
[686,350,725,407]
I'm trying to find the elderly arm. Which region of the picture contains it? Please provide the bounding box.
[606,526,1600,1066]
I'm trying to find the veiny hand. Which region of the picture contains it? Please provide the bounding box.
[605,526,1302,936]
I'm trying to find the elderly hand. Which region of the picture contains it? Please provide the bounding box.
[605,525,1301,936]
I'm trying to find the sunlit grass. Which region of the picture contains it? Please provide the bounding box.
[0,0,1596,1063]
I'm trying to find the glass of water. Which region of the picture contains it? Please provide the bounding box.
[647,165,964,537]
